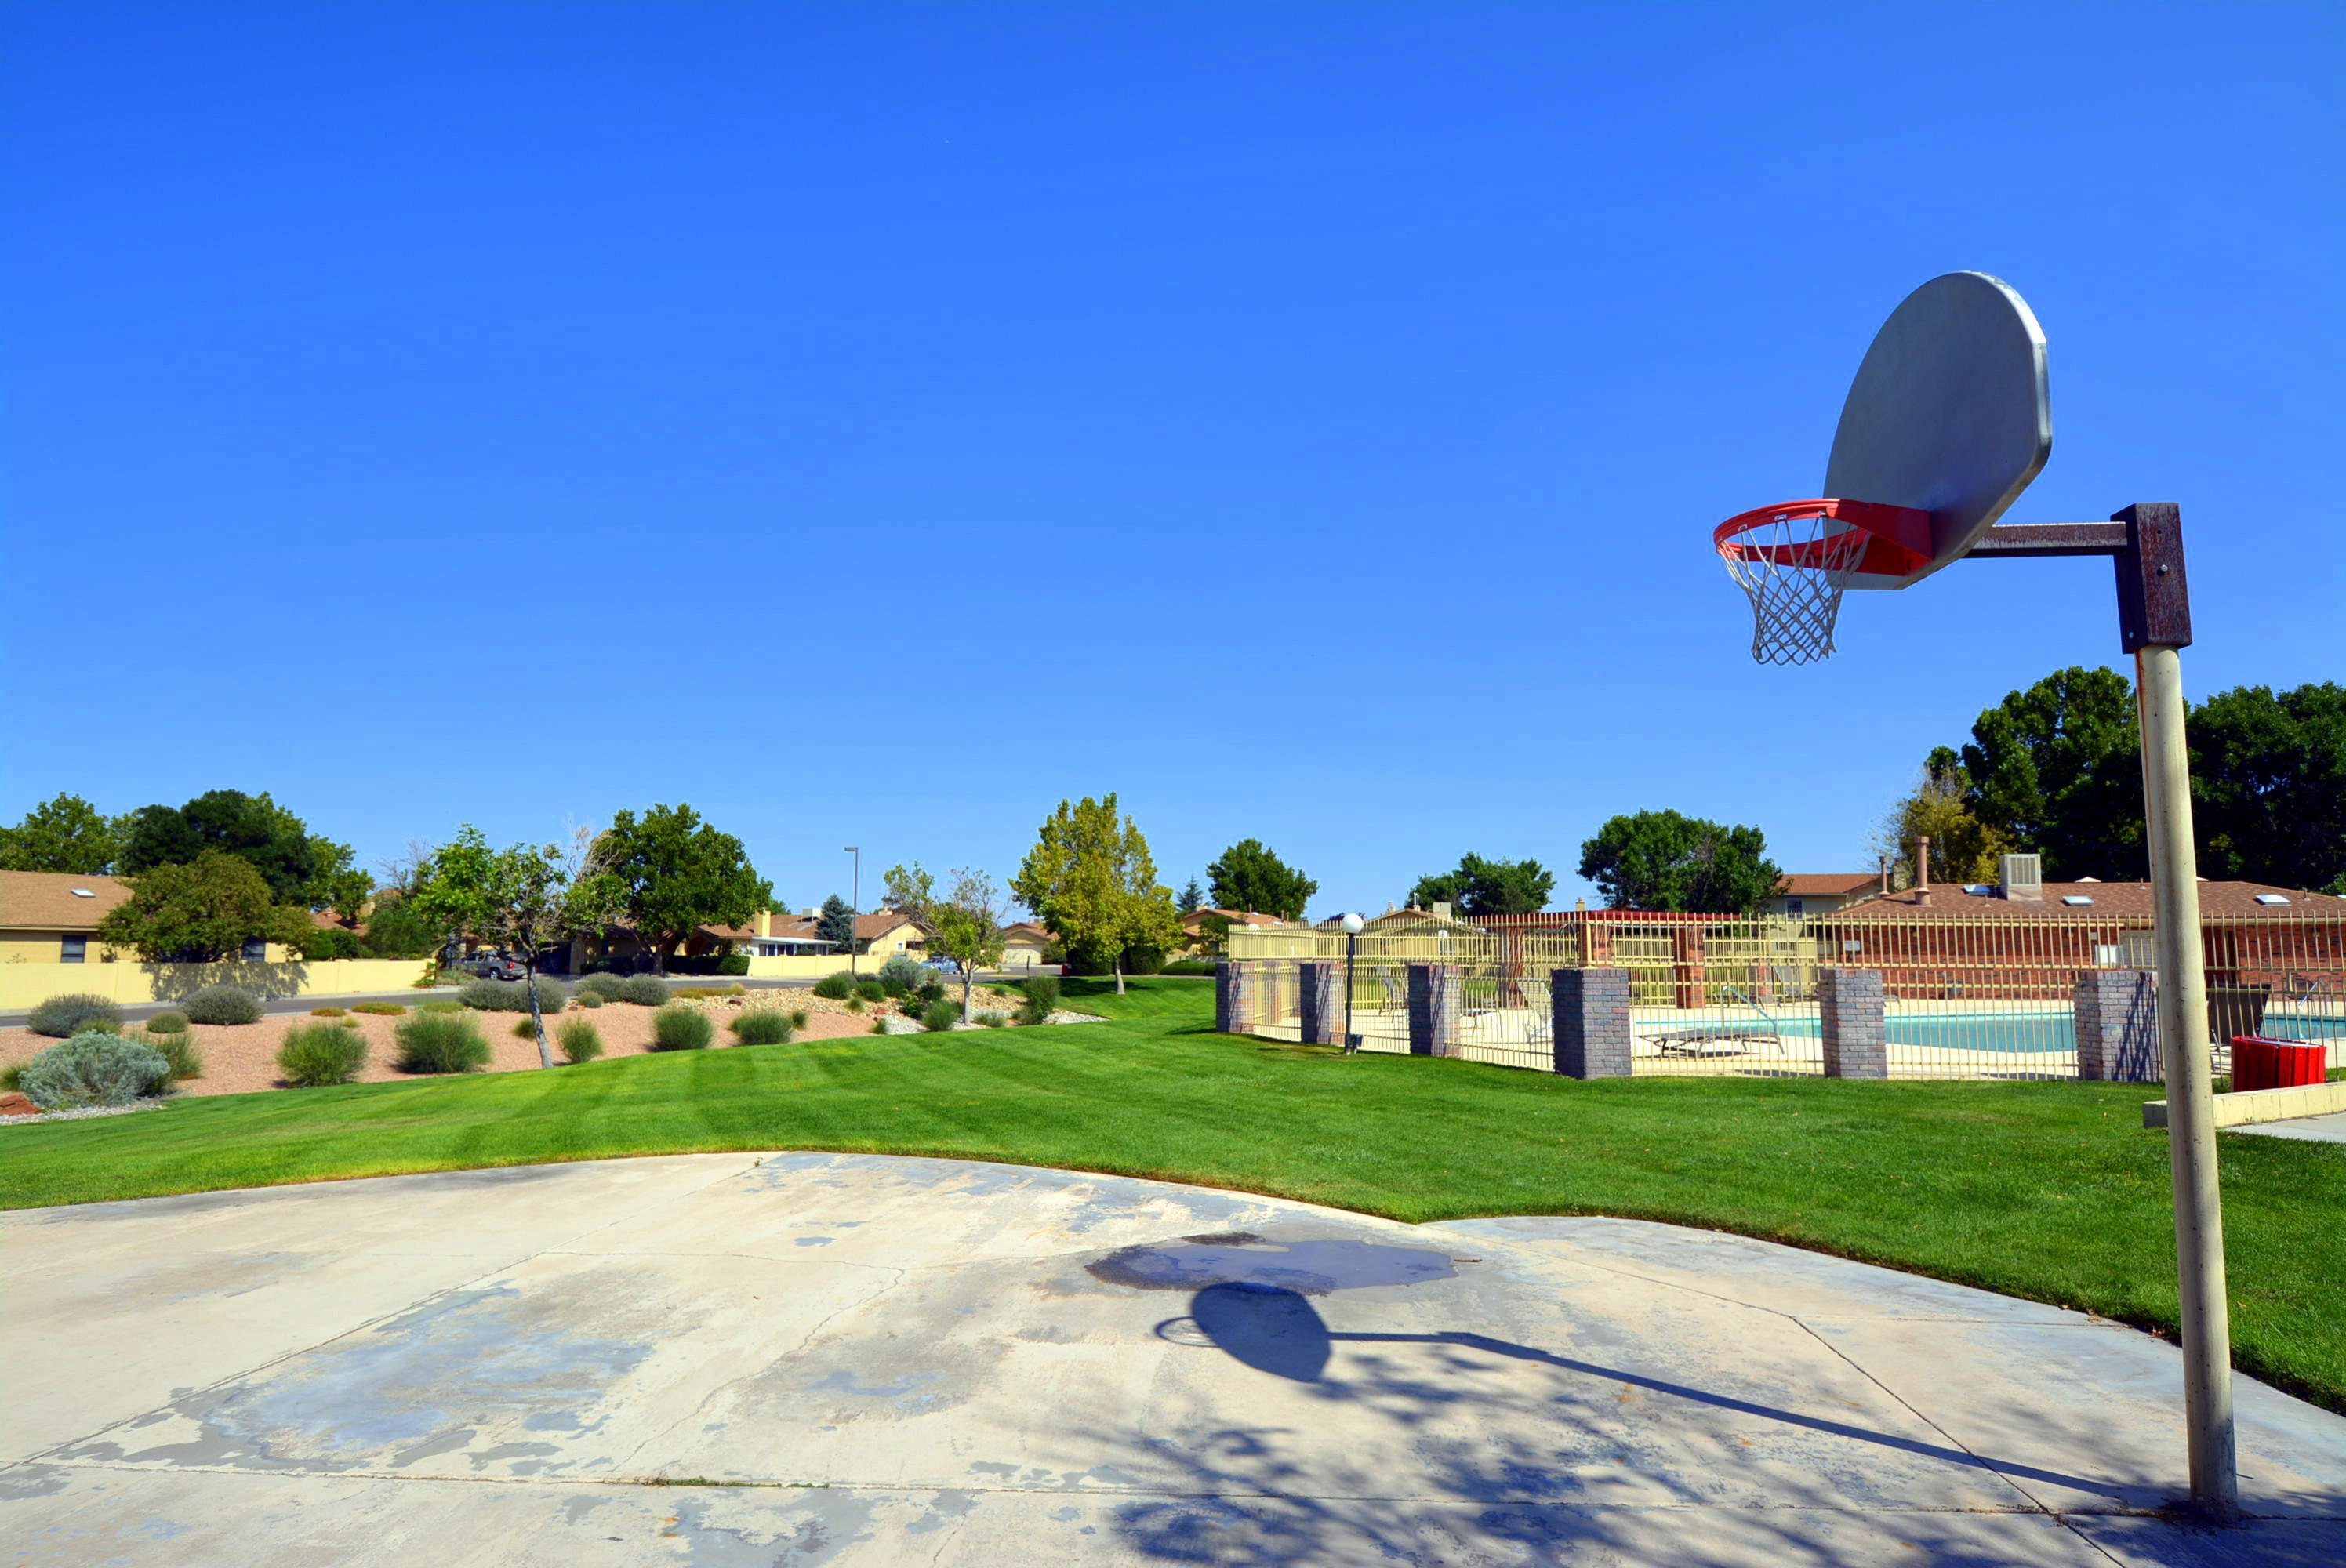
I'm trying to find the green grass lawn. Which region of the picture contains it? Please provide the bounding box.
[5,976,2341,1411]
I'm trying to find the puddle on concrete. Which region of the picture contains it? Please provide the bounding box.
[1087,1231,1457,1295]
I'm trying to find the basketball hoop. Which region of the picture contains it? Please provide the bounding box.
[1714,499,1931,665]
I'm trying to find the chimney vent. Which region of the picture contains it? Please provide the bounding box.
[2000,854,2044,902]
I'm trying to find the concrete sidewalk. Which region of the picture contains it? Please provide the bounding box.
[5,1153,2341,1565]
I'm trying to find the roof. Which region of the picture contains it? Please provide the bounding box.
[1181,908,1289,931]
[1836,880,2346,921]
[1315,906,1488,935]
[1000,921,1054,944]
[732,909,930,944]
[1776,873,1880,897]
[0,870,133,931]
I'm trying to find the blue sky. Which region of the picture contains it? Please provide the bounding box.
[5,3,2340,917]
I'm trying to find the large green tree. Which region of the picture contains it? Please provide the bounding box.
[94,850,314,962]
[2189,681,2346,893]
[1011,793,1181,995]
[1407,853,1555,916]
[118,790,351,905]
[0,793,126,874]
[1577,811,1781,913]
[1205,839,1317,921]
[412,826,623,1069]
[815,894,857,953]
[596,804,773,974]
[1873,748,2016,887]
[1956,666,2144,880]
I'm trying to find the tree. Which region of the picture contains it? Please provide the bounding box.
[2189,681,2346,892]
[1176,877,1205,916]
[1191,911,1236,956]
[354,891,442,960]
[882,862,937,926]
[1873,749,2016,887]
[815,894,857,953]
[1957,666,2144,880]
[0,793,126,874]
[94,850,314,962]
[118,789,350,905]
[1577,811,1781,913]
[323,866,376,928]
[1407,853,1556,916]
[412,826,623,1069]
[595,803,773,975]
[1205,839,1317,921]
[928,868,1009,1022]
[1011,793,1182,995]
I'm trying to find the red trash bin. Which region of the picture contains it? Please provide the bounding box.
[2230,1035,2327,1091]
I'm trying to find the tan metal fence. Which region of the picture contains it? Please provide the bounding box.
[1226,912,2346,1083]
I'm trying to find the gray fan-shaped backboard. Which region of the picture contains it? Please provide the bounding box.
[1826,272,2051,590]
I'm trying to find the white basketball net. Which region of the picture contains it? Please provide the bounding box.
[1717,509,1870,666]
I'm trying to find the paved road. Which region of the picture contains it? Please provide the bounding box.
[7,1153,2341,1564]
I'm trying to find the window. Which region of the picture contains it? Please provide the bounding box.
[241,937,267,960]
[1784,898,1804,916]
[60,935,86,964]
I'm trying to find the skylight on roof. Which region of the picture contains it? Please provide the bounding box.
[70,887,95,898]
[2061,895,2094,906]
[2255,894,2292,906]
[1963,884,1992,895]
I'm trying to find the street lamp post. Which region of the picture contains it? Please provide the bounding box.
[844,846,861,978]
[1340,912,1365,1054]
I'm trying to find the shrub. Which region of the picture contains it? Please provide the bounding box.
[619,975,669,1007]
[142,1026,204,1081]
[311,1006,347,1018]
[717,954,750,976]
[419,1000,465,1013]
[511,1017,540,1039]
[575,971,628,1000]
[812,971,855,1000]
[296,926,361,960]
[1124,948,1165,977]
[147,1010,190,1034]
[727,983,747,996]
[920,999,959,1033]
[731,1010,794,1045]
[1022,975,1062,1011]
[846,996,864,1013]
[0,1064,19,1093]
[352,1001,405,1016]
[183,985,263,1025]
[976,1011,1007,1028]
[1161,959,1216,976]
[915,980,946,1005]
[652,1004,715,1051]
[28,993,123,1039]
[575,989,604,1009]
[458,978,566,1014]
[877,953,925,995]
[789,1009,808,1029]
[19,1030,172,1109]
[276,1022,367,1087]
[394,1011,491,1074]
[854,978,886,1004]
[557,1018,604,1064]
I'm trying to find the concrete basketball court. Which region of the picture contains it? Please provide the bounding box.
[5,1152,2342,1566]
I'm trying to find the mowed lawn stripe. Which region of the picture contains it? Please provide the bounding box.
[1,978,2339,1412]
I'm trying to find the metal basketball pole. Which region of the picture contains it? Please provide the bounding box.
[1973,502,2236,1519]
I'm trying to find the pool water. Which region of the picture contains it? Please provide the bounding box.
[1653,1011,2345,1057]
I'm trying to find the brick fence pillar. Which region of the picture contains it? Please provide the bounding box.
[1552,967,1631,1079]
[1407,964,1462,1057]
[2075,969,2159,1082]
[1298,961,1342,1047]
[1215,960,1258,1036]
[1819,967,1888,1079]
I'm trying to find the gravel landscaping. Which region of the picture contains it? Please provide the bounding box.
[0,984,1091,1099]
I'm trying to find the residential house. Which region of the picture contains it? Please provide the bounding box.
[1761,873,1883,919]
[1179,907,1290,955]
[0,870,133,965]
[998,921,1056,971]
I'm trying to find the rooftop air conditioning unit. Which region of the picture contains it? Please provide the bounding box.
[2000,854,2043,902]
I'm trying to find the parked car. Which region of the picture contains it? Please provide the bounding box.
[923,956,962,975]
[454,951,525,982]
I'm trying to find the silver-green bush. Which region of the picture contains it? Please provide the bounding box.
[458,977,566,1013]
[618,975,669,1007]
[183,985,263,1025]
[18,1030,172,1109]
[28,993,123,1039]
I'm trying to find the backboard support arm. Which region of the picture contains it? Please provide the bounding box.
[1970,503,2234,1522]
